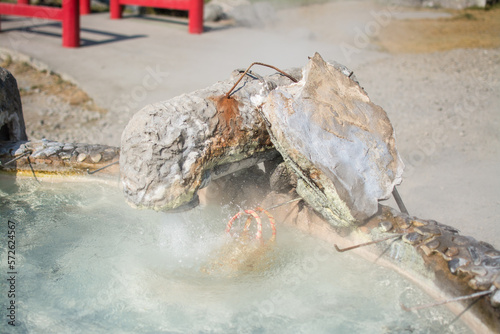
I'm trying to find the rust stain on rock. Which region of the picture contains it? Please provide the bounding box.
[211,95,241,138]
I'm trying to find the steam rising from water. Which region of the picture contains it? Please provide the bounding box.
[0,178,470,333]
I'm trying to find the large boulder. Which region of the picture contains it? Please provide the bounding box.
[0,67,27,141]
[120,69,300,211]
[260,53,404,225]
[120,54,404,221]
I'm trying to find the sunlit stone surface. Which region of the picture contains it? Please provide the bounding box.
[120,69,299,211]
[261,53,404,225]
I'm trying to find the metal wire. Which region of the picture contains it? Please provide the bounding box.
[87,161,119,175]
[0,150,32,166]
[401,289,495,312]
[264,197,302,211]
[334,234,403,253]
[392,186,409,215]
[225,62,298,99]
[26,156,39,183]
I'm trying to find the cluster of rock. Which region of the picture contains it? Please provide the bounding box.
[118,53,499,330]
[378,208,500,296]
[120,54,403,225]
[372,206,500,329]
[261,188,500,332]
[0,140,119,175]
[0,67,119,176]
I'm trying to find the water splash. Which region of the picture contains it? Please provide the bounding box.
[0,178,471,333]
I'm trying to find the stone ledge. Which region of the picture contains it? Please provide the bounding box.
[0,140,120,176]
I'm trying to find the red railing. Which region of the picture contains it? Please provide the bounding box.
[110,0,203,34]
[0,0,202,49]
[14,0,90,15]
[0,0,87,47]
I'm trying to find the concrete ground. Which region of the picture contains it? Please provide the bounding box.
[0,2,392,144]
[0,1,498,248]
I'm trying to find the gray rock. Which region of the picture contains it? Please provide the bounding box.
[0,140,120,175]
[0,67,27,141]
[269,162,297,193]
[252,2,277,24]
[227,1,276,27]
[90,153,102,163]
[400,0,487,9]
[379,220,393,232]
[77,153,87,162]
[491,289,500,308]
[260,53,404,225]
[204,3,224,22]
[120,69,299,211]
[424,0,487,9]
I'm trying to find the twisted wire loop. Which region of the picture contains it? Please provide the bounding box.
[225,211,245,234]
[225,207,276,243]
[255,207,276,243]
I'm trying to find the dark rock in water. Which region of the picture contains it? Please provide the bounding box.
[260,53,404,225]
[0,67,27,141]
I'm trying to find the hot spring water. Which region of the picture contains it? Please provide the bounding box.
[0,177,471,333]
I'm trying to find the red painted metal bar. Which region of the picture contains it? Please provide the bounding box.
[62,0,79,47]
[0,0,80,47]
[188,0,202,34]
[13,0,89,14]
[109,0,122,19]
[110,0,203,33]
[80,0,90,15]
[0,3,63,20]
[117,0,190,10]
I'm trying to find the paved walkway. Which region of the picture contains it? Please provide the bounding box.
[0,6,383,114]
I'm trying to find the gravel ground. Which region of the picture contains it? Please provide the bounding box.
[21,93,105,144]
[0,56,109,144]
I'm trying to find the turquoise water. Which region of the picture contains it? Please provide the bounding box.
[0,177,471,333]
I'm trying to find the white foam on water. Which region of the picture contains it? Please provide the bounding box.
[0,178,472,333]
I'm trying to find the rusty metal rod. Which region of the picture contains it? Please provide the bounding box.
[401,289,494,312]
[392,186,409,215]
[26,156,39,183]
[87,161,119,175]
[225,62,298,99]
[0,150,32,166]
[334,234,403,253]
[264,197,302,212]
